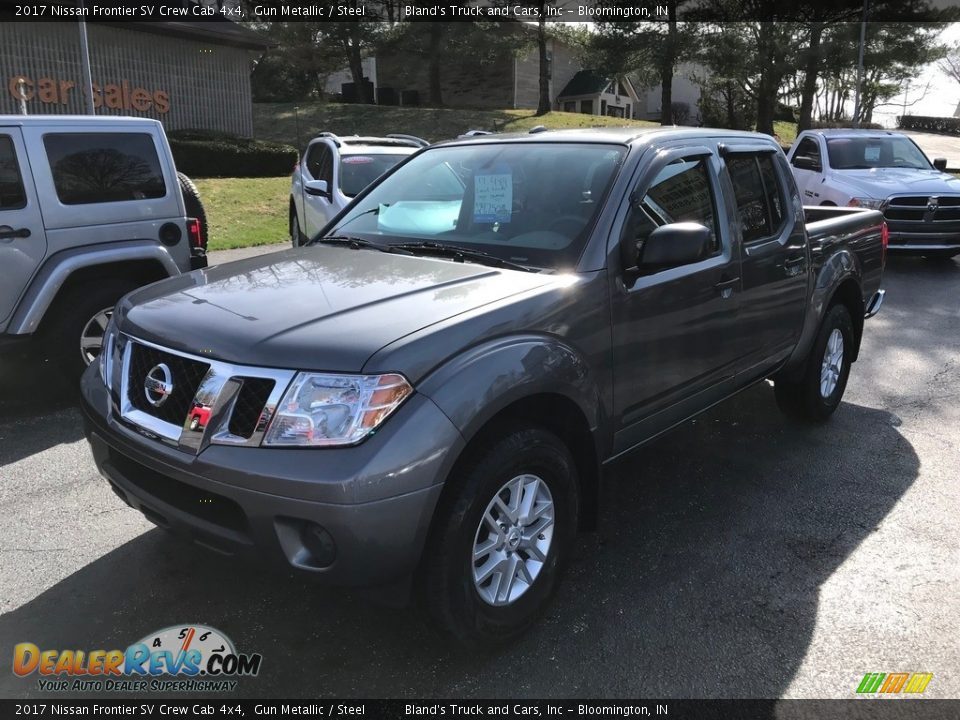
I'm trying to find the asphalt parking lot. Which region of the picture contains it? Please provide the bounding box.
[0,250,958,700]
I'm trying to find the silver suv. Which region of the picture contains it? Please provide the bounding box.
[0,115,206,378]
[289,132,427,245]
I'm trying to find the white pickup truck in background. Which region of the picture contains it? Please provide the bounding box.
[787,129,960,259]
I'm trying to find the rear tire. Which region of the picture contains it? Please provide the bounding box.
[774,303,854,422]
[419,424,579,650]
[290,203,307,247]
[177,172,207,244]
[41,278,141,383]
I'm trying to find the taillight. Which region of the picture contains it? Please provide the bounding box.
[881,221,889,267]
[186,217,205,250]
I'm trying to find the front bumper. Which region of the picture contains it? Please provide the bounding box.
[80,365,463,586]
[886,231,960,253]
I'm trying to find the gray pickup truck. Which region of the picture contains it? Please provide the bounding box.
[80,128,885,648]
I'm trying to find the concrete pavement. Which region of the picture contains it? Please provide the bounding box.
[0,256,958,700]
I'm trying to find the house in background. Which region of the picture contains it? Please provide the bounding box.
[324,24,702,123]
[557,71,640,119]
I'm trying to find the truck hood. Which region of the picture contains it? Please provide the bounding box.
[832,168,960,197]
[116,246,558,371]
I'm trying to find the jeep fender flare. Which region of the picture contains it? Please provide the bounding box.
[7,240,180,335]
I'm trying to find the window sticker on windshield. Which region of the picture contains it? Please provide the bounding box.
[343,156,374,164]
[864,145,881,162]
[474,170,512,223]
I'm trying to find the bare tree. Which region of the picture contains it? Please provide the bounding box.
[938,43,960,88]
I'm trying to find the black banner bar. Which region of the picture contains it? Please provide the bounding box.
[0,0,957,24]
[4,700,960,720]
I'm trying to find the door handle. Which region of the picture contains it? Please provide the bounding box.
[714,276,739,298]
[0,226,31,240]
[782,255,806,276]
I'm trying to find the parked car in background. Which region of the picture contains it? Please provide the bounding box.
[0,115,207,378]
[83,127,884,649]
[289,133,428,245]
[787,129,960,258]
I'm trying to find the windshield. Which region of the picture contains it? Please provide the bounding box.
[339,154,408,197]
[329,142,626,270]
[826,137,932,170]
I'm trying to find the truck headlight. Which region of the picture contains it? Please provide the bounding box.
[262,372,413,447]
[849,197,884,210]
[98,315,117,388]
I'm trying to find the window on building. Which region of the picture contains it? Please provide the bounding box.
[625,156,720,255]
[726,153,786,243]
[0,136,27,210]
[563,101,576,112]
[44,133,165,205]
[580,100,593,115]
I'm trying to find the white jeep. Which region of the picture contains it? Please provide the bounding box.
[0,115,207,377]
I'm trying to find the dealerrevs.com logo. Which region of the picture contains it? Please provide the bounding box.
[12,625,262,693]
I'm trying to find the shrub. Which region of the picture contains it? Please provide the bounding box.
[167,129,298,178]
[897,115,960,135]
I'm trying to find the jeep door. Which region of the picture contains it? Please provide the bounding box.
[0,128,47,328]
[608,144,744,455]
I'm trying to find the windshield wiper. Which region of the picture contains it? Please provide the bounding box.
[309,235,413,255]
[390,241,537,272]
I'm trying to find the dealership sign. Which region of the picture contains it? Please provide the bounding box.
[8,75,170,114]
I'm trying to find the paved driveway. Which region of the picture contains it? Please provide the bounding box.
[1,254,958,700]
[898,130,960,168]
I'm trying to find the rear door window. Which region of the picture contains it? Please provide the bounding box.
[43,133,166,205]
[0,135,27,210]
[726,154,785,243]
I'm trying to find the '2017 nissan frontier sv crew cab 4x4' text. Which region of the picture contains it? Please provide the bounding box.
[80,128,886,648]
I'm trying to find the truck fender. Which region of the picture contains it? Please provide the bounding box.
[781,248,863,378]
[7,240,180,335]
[417,335,608,525]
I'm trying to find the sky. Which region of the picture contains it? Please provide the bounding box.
[869,22,960,127]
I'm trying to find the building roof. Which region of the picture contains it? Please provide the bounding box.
[558,70,611,98]
[126,20,273,50]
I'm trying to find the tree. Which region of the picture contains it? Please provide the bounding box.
[590,0,699,125]
[939,42,960,89]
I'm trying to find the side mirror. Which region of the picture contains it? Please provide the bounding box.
[633,223,713,272]
[792,155,821,172]
[933,157,948,171]
[304,179,330,198]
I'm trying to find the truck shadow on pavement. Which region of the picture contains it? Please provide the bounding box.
[0,350,85,468]
[0,385,918,699]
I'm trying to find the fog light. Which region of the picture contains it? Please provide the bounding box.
[301,522,337,568]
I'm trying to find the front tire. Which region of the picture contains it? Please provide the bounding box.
[774,303,854,422]
[419,424,579,650]
[41,278,142,382]
[290,204,307,247]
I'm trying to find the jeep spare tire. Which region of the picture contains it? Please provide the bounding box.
[177,171,208,246]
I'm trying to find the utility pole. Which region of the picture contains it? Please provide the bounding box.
[78,1,95,115]
[852,0,869,127]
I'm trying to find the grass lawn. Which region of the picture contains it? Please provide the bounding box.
[194,177,289,251]
[253,102,660,147]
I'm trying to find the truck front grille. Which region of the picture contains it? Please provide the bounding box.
[127,343,210,426]
[117,336,294,453]
[884,195,960,228]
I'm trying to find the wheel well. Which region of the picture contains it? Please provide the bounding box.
[828,278,865,358]
[445,393,601,531]
[39,260,168,329]
[289,198,296,233]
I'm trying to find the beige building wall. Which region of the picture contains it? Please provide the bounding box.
[513,39,580,110]
[0,23,256,136]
